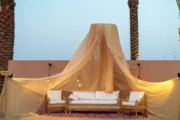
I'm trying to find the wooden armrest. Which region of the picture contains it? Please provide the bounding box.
[120,96,129,102]
[117,98,121,105]
[135,100,146,107]
[120,98,127,106]
[135,100,138,106]
[125,96,129,101]
[135,95,146,106]
[47,98,50,104]
[62,96,69,105]
[63,96,67,100]
[121,98,128,102]
[68,98,72,104]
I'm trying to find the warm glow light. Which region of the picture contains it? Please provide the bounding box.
[74,79,83,89]
[78,83,82,88]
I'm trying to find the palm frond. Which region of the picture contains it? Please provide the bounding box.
[176,0,180,11]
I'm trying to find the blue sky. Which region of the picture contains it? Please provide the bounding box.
[14,0,180,60]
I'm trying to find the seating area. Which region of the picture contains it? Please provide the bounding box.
[45,90,147,115]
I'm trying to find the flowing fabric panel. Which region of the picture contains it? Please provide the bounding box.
[104,24,180,120]
[0,24,113,115]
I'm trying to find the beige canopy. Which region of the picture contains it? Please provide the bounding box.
[0,24,179,120]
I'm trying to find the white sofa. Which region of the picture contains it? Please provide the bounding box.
[120,91,147,116]
[68,91,120,113]
[45,90,67,113]
[121,91,145,106]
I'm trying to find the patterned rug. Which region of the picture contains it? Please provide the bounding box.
[42,112,148,119]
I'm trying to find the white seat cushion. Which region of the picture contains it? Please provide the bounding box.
[128,91,144,102]
[50,100,65,104]
[71,100,117,104]
[96,91,119,100]
[73,92,96,100]
[122,101,136,106]
[47,90,62,101]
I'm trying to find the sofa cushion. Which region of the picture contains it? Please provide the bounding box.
[96,91,119,100]
[122,101,136,106]
[73,92,96,100]
[71,100,117,104]
[128,91,144,102]
[99,96,118,101]
[50,100,65,104]
[69,94,79,101]
[47,90,62,101]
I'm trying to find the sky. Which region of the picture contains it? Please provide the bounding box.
[14,0,180,60]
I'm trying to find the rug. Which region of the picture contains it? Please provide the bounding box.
[0,112,156,120]
[42,112,148,119]
[19,115,154,120]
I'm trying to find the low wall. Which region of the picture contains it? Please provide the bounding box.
[8,60,180,82]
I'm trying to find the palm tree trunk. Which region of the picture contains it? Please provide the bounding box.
[128,0,139,60]
[0,1,15,94]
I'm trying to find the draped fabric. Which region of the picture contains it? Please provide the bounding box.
[0,24,180,120]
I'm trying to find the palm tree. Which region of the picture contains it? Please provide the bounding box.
[128,0,139,60]
[0,0,15,93]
